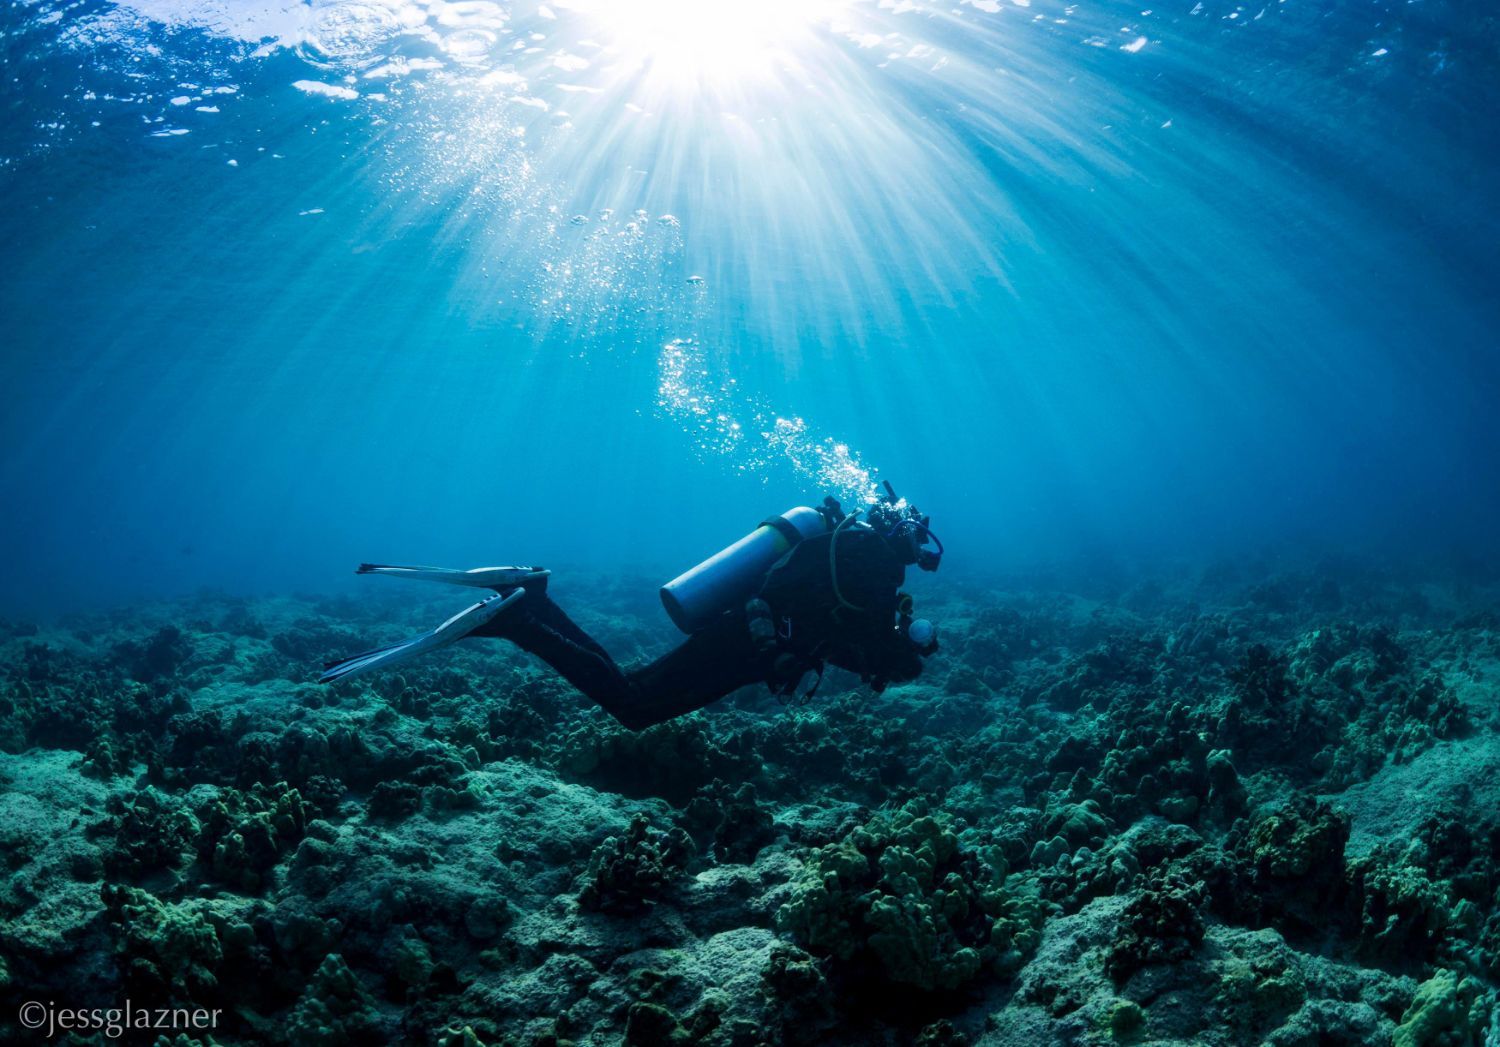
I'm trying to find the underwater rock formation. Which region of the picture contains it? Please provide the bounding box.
[776,799,1047,993]
[1,562,1497,1043]
[579,814,694,914]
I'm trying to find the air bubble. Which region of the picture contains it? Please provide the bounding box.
[296,3,401,70]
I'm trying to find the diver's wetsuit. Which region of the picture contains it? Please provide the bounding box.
[471,526,924,730]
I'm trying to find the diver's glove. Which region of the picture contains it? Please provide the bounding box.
[768,652,824,702]
[767,652,805,693]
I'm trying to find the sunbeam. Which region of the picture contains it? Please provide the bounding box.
[555,0,842,90]
[13,0,1497,574]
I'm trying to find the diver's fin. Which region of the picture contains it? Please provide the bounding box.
[319,637,429,684]
[319,588,525,683]
[355,563,549,591]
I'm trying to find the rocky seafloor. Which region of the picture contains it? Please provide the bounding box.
[3,559,1500,1046]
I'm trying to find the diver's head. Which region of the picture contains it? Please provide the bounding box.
[865,481,943,572]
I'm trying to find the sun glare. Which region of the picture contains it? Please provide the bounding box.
[563,0,835,88]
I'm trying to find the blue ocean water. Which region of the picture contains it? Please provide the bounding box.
[2,0,1497,616]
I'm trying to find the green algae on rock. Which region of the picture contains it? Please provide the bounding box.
[0,564,1497,1043]
[777,799,1049,992]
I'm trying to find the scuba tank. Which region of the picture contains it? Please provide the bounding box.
[660,507,828,633]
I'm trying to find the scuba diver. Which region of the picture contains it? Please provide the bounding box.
[320,482,943,730]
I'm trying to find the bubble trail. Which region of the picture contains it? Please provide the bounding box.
[656,338,880,505]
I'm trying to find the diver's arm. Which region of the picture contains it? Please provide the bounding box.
[865,628,926,691]
[822,609,927,691]
[829,534,922,687]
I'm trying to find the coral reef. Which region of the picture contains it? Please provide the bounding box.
[1,560,1498,1043]
[578,814,693,913]
[777,798,1046,994]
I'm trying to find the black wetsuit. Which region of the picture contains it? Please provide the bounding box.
[472,526,924,729]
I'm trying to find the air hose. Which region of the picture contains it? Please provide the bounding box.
[829,510,865,614]
[885,518,945,558]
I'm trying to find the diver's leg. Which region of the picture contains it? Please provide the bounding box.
[471,592,640,716]
[614,613,766,728]
[468,589,610,658]
[526,595,615,662]
[472,593,763,729]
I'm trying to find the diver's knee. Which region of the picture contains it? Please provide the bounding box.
[598,698,668,731]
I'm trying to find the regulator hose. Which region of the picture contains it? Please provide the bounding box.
[884,518,945,558]
[829,510,865,613]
